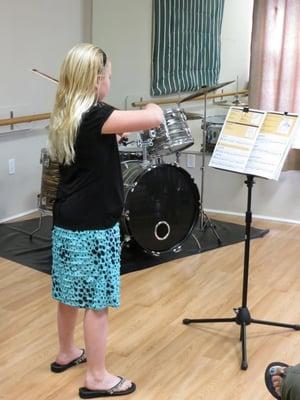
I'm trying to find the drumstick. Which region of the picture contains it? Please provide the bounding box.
[31,68,58,83]
[30,68,118,111]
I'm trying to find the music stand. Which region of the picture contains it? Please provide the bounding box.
[183,173,300,370]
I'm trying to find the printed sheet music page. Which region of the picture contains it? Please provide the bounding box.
[209,107,299,180]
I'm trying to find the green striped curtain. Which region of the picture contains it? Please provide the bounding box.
[151,0,225,96]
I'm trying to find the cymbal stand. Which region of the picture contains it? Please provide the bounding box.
[199,90,222,244]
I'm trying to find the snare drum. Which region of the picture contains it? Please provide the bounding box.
[39,148,60,212]
[140,107,194,156]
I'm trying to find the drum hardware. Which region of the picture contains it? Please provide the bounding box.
[136,138,152,168]
[198,88,222,243]
[123,210,130,220]
[124,182,135,190]
[119,139,137,148]
[142,140,151,168]
[213,77,248,108]
[175,151,181,166]
[204,115,226,153]
[150,251,161,257]
[180,82,236,243]
[154,221,171,241]
[130,182,138,192]
[173,245,182,253]
[213,98,248,108]
[183,111,203,120]
[121,233,131,251]
[154,156,164,165]
[191,233,201,250]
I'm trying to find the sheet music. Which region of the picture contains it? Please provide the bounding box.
[245,112,298,179]
[209,107,265,173]
[209,107,299,180]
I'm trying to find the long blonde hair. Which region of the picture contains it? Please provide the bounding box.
[49,43,107,164]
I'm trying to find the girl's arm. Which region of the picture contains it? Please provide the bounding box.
[102,103,164,134]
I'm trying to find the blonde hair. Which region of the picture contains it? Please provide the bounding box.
[49,43,107,164]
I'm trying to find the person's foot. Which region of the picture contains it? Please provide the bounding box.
[79,375,136,398]
[51,348,87,373]
[264,361,289,399]
[55,347,84,365]
[84,372,133,392]
[271,367,286,397]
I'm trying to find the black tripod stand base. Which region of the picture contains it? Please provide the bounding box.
[183,307,300,370]
[241,361,248,370]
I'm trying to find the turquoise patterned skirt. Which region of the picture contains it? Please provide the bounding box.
[51,223,121,310]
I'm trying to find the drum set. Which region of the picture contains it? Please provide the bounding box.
[120,106,199,255]
[36,80,236,252]
[30,68,235,251]
[38,106,200,255]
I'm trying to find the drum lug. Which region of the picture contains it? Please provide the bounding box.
[150,251,161,257]
[130,182,138,192]
[149,130,156,139]
[173,245,182,253]
[122,210,130,220]
[121,235,132,251]
[124,183,134,189]
[123,234,131,242]
[124,182,137,191]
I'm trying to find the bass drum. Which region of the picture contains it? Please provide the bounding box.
[121,161,199,254]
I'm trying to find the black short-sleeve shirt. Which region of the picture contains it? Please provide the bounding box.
[53,102,124,230]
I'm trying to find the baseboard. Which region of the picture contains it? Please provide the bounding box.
[2,207,300,226]
[0,208,38,223]
[206,208,300,225]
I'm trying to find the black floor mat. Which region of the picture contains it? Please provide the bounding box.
[0,216,269,275]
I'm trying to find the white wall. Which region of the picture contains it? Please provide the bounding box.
[92,0,153,109]
[93,0,300,223]
[0,0,92,221]
[2,0,300,222]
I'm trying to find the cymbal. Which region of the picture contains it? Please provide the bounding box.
[184,111,203,120]
[179,80,235,103]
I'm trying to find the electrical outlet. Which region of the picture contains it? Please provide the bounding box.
[187,154,196,168]
[8,158,15,174]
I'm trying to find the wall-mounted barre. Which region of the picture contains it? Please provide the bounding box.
[0,113,51,127]
[0,69,56,128]
[131,89,248,108]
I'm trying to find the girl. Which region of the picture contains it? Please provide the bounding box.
[48,43,163,398]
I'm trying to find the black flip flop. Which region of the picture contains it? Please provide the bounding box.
[264,361,289,399]
[50,349,87,373]
[79,376,136,398]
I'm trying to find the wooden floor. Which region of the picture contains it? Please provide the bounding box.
[1,214,300,400]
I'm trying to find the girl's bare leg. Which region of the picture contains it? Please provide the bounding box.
[55,302,83,364]
[83,308,132,391]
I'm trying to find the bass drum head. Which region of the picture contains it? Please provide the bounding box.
[123,162,199,254]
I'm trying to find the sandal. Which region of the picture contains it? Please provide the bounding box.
[79,376,136,398]
[50,349,87,373]
[264,361,288,399]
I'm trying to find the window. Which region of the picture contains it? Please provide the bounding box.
[151,0,225,96]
